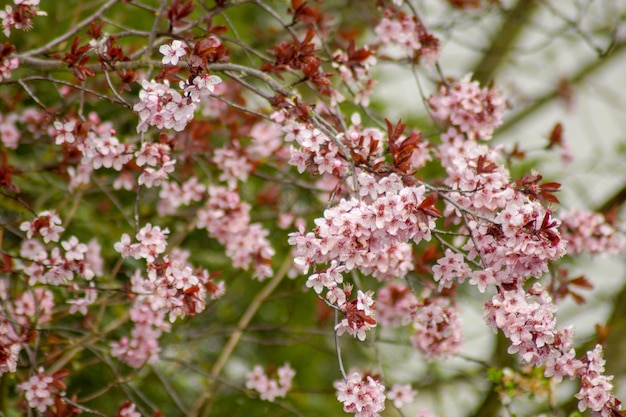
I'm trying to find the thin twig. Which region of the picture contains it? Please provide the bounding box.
[23,0,120,57]
[188,253,293,417]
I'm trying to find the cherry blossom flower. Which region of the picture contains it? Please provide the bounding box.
[245,363,295,402]
[429,75,505,140]
[375,11,440,64]
[53,119,76,144]
[411,296,463,360]
[19,210,64,243]
[0,113,19,148]
[559,209,625,256]
[334,370,386,417]
[336,290,377,341]
[134,79,196,133]
[0,322,20,375]
[159,40,186,65]
[0,51,18,82]
[61,236,88,261]
[0,0,47,37]
[197,186,274,280]
[376,283,418,327]
[181,74,222,102]
[289,178,436,285]
[432,249,470,291]
[67,283,97,315]
[17,367,61,413]
[387,384,417,408]
[12,288,54,325]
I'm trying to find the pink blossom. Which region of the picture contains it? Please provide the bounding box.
[387,384,417,408]
[429,75,505,140]
[196,186,274,280]
[375,13,440,64]
[376,283,418,327]
[336,290,377,341]
[432,249,470,291]
[245,363,295,402]
[0,322,20,375]
[411,296,463,360]
[212,143,253,188]
[134,79,196,133]
[0,115,20,148]
[67,283,97,315]
[559,209,624,256]
[53,119,76,145]
[61,236,88,261]
[0,0,46,37]
[17,368,57,413]
[181,74,222,102]
[159,40,186,65]
[19,210,64,243]
[334,370,386,417]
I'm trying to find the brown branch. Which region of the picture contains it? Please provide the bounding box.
[471,0,540,85]
[496,38,626,137]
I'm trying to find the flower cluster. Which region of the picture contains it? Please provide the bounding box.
[110,289,170,368]
[438,129,513,216]
[375,282,418,327]
[158,176,206,215]
[290,176,435,281]
[429,75,505,140]
[197,185,274,280]
[136,141,176,188]
[0,0,46,37]
[134,67,221,133]
[0,322,21,376]
[245,363,295,402]
[559,209,624,256]
[432,249,471,291]
[0,42,17,82]
[484,284,571,367]
[115,223,169,263]
[484,284,621,415]
[0,112,19,148]
[576,345,621,416]
[386,383,417,408]
[375,10,440,64]
[17,212,102,286]
[334,370,386,417]
[453,197,567,293]
[52,114,135,189]
[335,290,377,341]
[278,115,342,175]
[134,79,196,133]
[113,228,224,366]
[411,295,463,360]
[20,210,64,243]
[332,45,377,105]
[17,368,68,413]
[212,141,253,189]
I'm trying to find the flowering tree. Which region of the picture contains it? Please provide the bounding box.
[1,0,626,416]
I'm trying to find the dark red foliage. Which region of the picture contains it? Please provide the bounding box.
[515,173,561,205]
[385,118,424,173]
[62,37,94,81]
[287,0,324,26]
[548,268,593,305]
[165,0,195,28]
[0,149,20,193]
